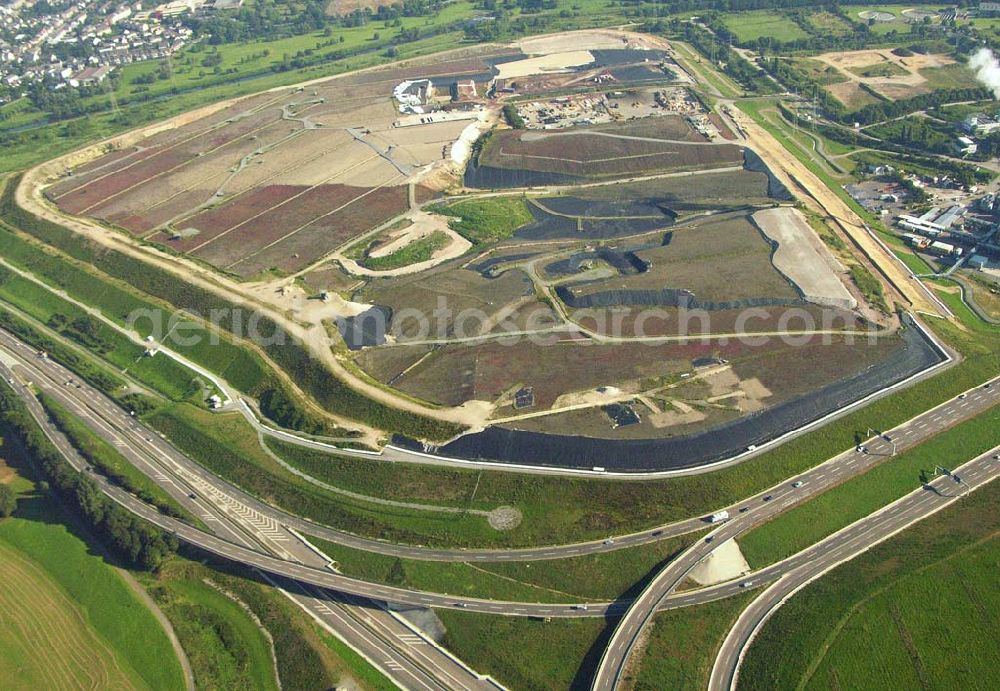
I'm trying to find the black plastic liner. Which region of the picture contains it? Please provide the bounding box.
[417,315,945,472]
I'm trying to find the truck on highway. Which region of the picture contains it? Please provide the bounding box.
[708,510,730,523]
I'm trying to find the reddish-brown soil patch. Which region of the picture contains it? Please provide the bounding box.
[229,185,409,276]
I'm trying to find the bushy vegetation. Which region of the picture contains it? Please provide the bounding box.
[849,264,889,313]
[0,483,15,517]
[147,572,279,691]
[0,381,177,569]
[433,196,534,244]
[848,87,989,127]
[39,393,193,522]
[502,103,526,129]
[362,231,451,270]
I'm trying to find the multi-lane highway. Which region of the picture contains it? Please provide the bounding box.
[3,323,999,690]
[3,325,995,570]
[708,445,1000,691]
[591,380,1000,690]
[1,340,502,690]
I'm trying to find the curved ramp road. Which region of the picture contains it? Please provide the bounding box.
[3,329,998,628]
[1,325,997,564]
[5,358,501,691]
[708,447,1000,691]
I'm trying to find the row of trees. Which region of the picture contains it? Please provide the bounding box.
[0,382,178,570]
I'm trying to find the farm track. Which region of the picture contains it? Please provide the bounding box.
[21,167,493,427]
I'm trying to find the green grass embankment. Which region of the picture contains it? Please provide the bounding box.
[311,529,700,602]
[737,402,1000,568]
[738,468,1000,690]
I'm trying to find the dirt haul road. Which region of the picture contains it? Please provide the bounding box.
[16,168,493,433]
[728,104,942,317]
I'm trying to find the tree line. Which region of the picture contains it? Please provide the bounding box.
[0,381,178,570]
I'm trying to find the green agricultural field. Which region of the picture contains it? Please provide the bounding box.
[0,454,185,690]
[738,466,1000,690]
[433,196,535,244]
[720,11,810,43]
[737,399,1000,569]
[0,540,146,690]
[804,10,855,37]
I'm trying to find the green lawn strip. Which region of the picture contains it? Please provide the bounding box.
[431,196,534,244]
[629,591,756,690]
[37,392,199,525]
[0,263,203,401]
[848,263,890,313]
[310,530,699,602]
[896,249,936,275]
[362,231,452,270]
[737,402,1000,569]
[475,531,703,601]
[0,461,185,690]
[437,609,609,690]
[146,403,500,546]
[738,466,1000,690]
[145,570,279,691]
[311,536,568,603]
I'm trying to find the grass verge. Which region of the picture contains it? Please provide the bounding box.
[738,466,1000,690]
[629,591,756,690]
[311,529,700,602]
[437,609,609,690]
[737,402,1000,568]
